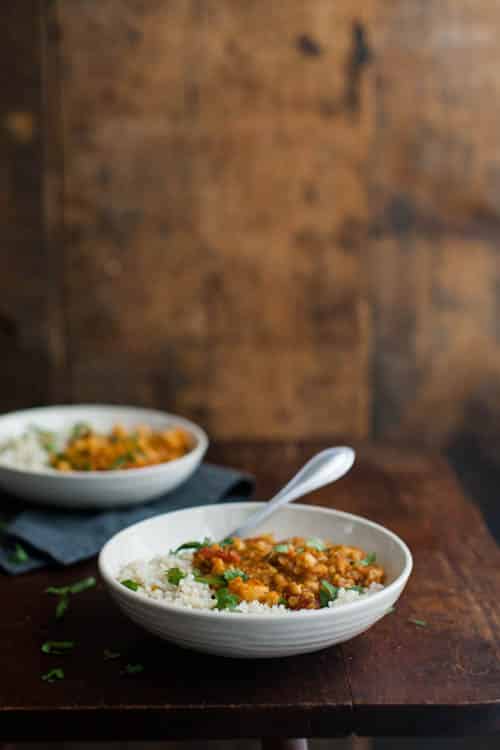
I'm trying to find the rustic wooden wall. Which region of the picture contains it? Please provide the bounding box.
[3,0,500,450]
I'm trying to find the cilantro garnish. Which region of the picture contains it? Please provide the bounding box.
[358,552,376,567]
[273,544,290,554]
[174,538,212,553]
[214,588,240,610]
[70,422,91,440]
[68,577,96,594]
[166,568,186,586]
[305,537,326,551]
[220,537,234,546]
[46,576,96,619]
[41,640,75,655]
[222,568,248,582]
[56,596,69,620]
[319,579,338,608]
[408,617,427,627]
[104,649,121,660]
[194,574,224,586]
[42,667,64,683]
[9,543,29,564]
[122,663,144,675]
[110,454,132,469]
[121,579,139,591]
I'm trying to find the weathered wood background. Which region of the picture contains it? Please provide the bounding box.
[3,0,500,452]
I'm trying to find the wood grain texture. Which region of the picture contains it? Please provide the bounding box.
[368,1,500,449]
[4,1,500,452]
[1,442,499,740]
[0,1,50,410]
[49,0,375,439]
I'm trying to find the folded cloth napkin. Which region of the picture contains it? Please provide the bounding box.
[0,463,254,575]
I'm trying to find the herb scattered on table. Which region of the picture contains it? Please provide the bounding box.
[9,542,29,564]
[319,579,338,608]
[121,663,144,676]
[68,576,96,594]
[103,649,121,660]
[41,640,75,655]
[46,576,96,619]
[121,579,139,591]
[408,617,428,628]
[56,596,70,620]
[166,568,186,586]
[359,552,376,567]
[41,667,64,683]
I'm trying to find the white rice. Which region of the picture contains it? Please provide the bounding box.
[117,551,384,614]
[0,427,60,471]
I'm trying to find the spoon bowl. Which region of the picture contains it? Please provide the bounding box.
[227,446,355,539]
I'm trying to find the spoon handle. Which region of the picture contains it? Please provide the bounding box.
[229,446,355,538]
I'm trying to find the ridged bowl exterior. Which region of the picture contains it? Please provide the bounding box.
[99,503,412,658]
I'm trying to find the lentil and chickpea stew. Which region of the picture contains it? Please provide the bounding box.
[119,534,385,612]
[51,423,192,472]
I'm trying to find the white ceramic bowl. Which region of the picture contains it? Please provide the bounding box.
[99,502,413,658]
[0,405,208,509]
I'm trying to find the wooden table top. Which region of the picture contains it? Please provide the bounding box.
[1,441,499,740]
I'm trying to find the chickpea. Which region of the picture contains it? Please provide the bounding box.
[301,552,317,569]
[211,557,226,575]
[312,563,328,576]
[273,573,287,590]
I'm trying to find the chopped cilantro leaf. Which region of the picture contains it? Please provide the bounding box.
[71,422,91,440]
[68,576,96,594]
[408,617,427,627]
[56,596,69,620]
[9,543,29,564]
[194,574,224,586]
[174,537,212,553]
[41,640,75,655]
[214,588,240,610]
[104,649,121,660]
[319,579,338,608]
[122,663,144,675]
[46,585,70,596]
[166,568,186,586]
[359,552,376,567]
[305,537,326,551]
[273,544,289,554]
[222,568,248,582]
[42,667,64,683]
[121,579,139,591]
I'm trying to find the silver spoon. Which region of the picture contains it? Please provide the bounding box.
[227,446,355,538]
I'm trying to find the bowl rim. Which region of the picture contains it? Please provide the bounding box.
[0,404,208,480]
[98,501,413,622]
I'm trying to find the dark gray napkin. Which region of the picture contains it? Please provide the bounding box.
[0,463,254,574]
